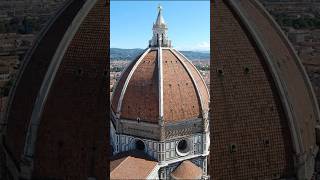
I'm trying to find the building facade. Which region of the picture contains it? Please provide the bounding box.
[110,6,210,180]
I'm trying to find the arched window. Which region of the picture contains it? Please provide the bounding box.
[135,140,145,151]
[162,33,164,45]
[157,34,159,46]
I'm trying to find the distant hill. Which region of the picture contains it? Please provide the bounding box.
[110,48,210,61]
[180,50,210,61]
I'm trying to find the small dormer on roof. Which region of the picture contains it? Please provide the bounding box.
[149,5,171,47]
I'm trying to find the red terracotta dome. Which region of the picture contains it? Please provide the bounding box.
[211,0,320,179]
[111,48,209,124]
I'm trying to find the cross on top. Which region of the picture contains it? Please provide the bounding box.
[158,4,162,12]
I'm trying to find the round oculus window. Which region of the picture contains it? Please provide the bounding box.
[176,139,190,156]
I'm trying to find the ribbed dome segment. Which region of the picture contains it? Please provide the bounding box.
[162,49,202,122]
[3,0,108,178]
[211,0,320,179]
[111,48,209,124]
[120,50,159,123]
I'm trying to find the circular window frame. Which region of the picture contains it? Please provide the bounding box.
[176,139,190,157]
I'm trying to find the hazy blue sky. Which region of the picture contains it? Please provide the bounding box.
[110,0,210,51]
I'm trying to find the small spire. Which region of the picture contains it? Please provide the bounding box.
[158,4,162,12]
[156,4,165,26]
[149,5,171,47]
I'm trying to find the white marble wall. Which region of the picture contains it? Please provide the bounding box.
[111,123,208,162]
[111,121,210,179]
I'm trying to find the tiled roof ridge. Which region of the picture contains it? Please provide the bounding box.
[116,48,151,115]
[173,48,209,99]
[110,155,130,175]
[171,48,205,114]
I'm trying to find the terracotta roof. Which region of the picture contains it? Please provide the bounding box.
[170,160,202,180]
[120,50,159,123]
[211,0,319,179]
[162,49,202,122]
[4,0,86,167]
[233,0,318,151]
[4,0,109,179]
[33,0,108,178]
[211,0,294,178]
[111,48,209,124]
[110,151,157,179]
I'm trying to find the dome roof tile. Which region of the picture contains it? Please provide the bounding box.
[111,48,209,124]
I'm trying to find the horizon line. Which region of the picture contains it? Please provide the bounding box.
[110,47,210,52]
